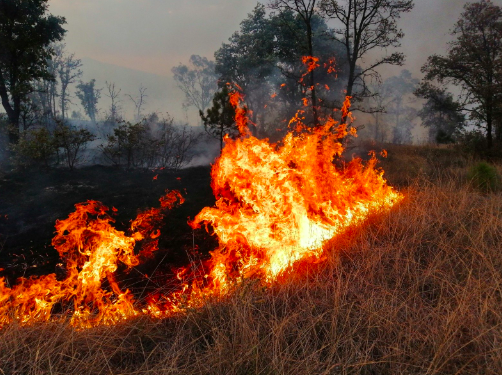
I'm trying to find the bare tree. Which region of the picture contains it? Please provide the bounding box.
[269,0,320,127]
[57,45,83,121]
[127,85,148,122]
[104,81,122,124]
[320,0,414,119]
[171,55,218,119]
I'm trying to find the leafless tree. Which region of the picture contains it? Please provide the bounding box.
[171,55,218,121]
[127,85,148,122]
[56,45,83,121]
[104,81,122,124]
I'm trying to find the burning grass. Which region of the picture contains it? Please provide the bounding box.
[1,158,502,374]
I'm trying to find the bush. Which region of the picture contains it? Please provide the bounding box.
[467,161,501,192]
[12,123,95,170]
[12,126,57,169]
[100,115,199,170]
[54,122,96,170]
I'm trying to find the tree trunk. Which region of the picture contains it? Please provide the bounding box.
[487,111,493,149]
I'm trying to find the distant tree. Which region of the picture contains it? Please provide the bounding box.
[76,79,101,123]
[420,0,502,148]
[415,83,466,143]
[127,85,147,122]
[171,55,218,117]
[367,70,417,143]
[57,47,82,121]
[386,70,418,143]
[320,0,414,115]
[269,0,321,126]
[104,81,122,124]
[0,0,66,145]
[200,86,240,152]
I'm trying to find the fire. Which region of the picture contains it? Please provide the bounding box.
[188,94,401,290]
[0,85,402,329]
[0,191,184,328]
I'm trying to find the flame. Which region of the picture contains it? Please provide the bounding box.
[0,191,184,328]
[0,89,402,328]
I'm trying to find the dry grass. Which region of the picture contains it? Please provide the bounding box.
[2,146,502,374]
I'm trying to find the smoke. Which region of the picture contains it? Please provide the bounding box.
[399,0,467,78]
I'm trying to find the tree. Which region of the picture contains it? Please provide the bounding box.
[104,81,122,124]
[320,0,414,115]
[76,79,101,123]
[420,0,502,148]
[171,55,218,117]
[215,4,347,132]
[215,4,276,130]
[127,85,147,122]
[200,86,240,152]
[367,70,417,143]
[57,47,82,121]
[0,0,66,144]
[269,0,320,126]
[386,70,418,143]
[415,83,466,143]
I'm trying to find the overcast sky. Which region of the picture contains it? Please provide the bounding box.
[49,0,469,79]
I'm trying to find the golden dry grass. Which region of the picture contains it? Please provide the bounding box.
[1,146,502,374]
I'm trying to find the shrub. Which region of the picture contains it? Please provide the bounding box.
[100,115,199,170]
[467,161,501,192]
[12,126,57,169]
[54,122,96,170]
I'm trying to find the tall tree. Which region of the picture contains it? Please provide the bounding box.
[269,0,320,126]
[320,0,414,116]
[76,79,101,123]
[215,4,276,130]
[127,85,147,122]
[0,0,66,144]
[57,47,82,121]
[105,81,122,125]
[171,55,218,117]
[420,0,502,148]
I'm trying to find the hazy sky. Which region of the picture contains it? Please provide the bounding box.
[49,0,469,79]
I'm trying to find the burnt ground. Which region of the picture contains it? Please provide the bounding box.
[0,165,218,293]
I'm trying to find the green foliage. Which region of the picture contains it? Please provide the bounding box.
[214,4,348,130]
[467,161,501,192]
[200,87,240,151]
[12,127,56,168]
[0,0,66,144]
[76,79,101,123]
[12,123,95,170]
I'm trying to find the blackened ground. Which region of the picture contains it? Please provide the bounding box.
[0,165,217,293]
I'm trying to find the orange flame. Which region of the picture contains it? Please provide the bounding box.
[0,90,402,329]
[0,191,184,328]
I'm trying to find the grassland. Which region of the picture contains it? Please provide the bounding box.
[1,144,502,374]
